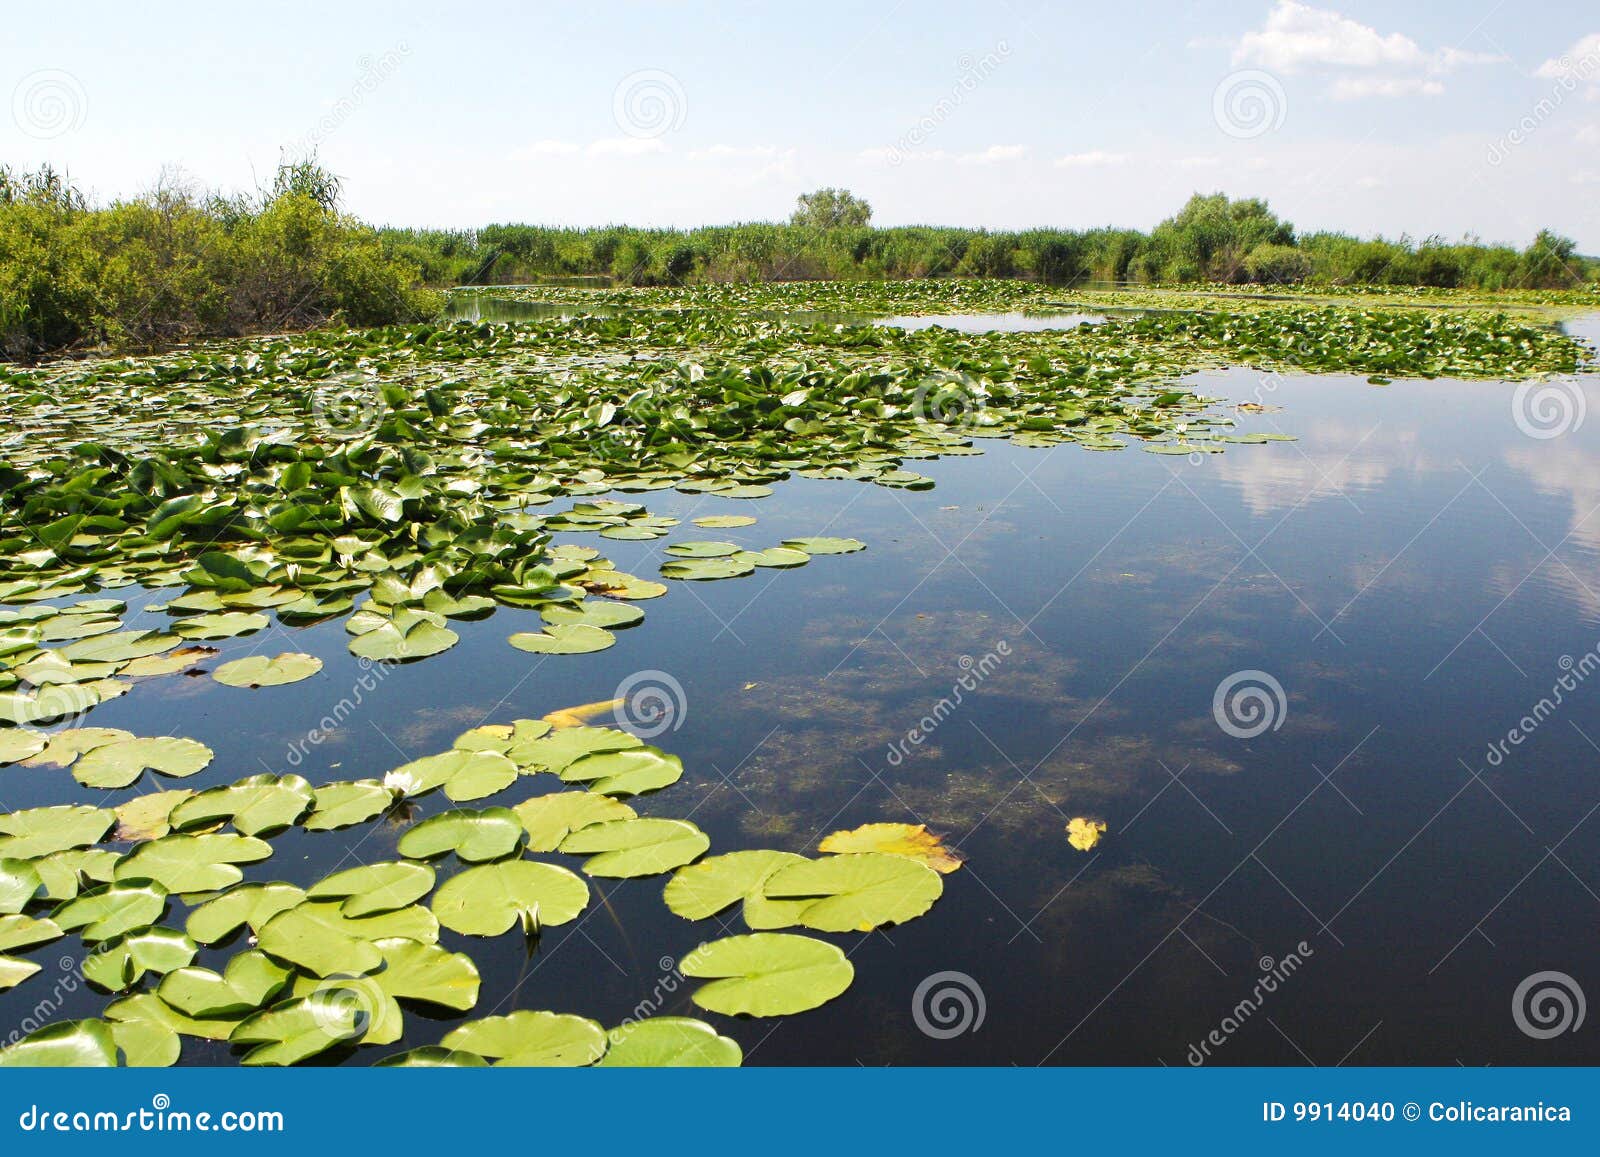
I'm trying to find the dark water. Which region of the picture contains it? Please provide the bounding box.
[5,319,1599,1066]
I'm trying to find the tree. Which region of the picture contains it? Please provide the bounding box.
[1521,229,1582,287]
[790,187,871,230]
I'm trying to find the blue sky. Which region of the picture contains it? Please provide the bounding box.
[5,1,1599,247]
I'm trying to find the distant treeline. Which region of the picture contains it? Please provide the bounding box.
[382,193,1597,292]
[0,162,439,362]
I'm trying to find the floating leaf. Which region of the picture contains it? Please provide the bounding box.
[681,932,854,1017]
[512,725,640,774]
[1066,816,1107,851]
[782,536,866,555]
[111,1016,181,1067]
[231,990,367,1066]
[0,1019,118,1067]
[559,746,684,796]
[113,833,273,893]
[558,818,709,878]
[303,780,391,830]
[398,808,524,862]
[53,882,168,942]
[173,611,269,640]
[508,623,616,655]
[0,805,115,859]
[73,736,215,789]
[0,913,62,952]
[663,850,809,921]
[212,652,323,688]
[367,936,480,1011]
[818,822,964,873]
[82,928,198,992]
[762,852,943,932]
[0,858,43,914]
[186,883,307,945]
[30,848,119,901]
[113,790,194,841]
[441,1010,606,1066]
[541,602,644,630]
[660,556,755,581]
[432,860,589,937]
[0,955,42,991]
[599,1017,743,1067]
[19,727,132,768]
[158,951,294,1017]
[691,515,757,528]
[514,791,636,851]
[664,540,741,558]
[307,862,435,917]
[255,901,439,976]
[170,774,313,835]
[106,991,239,1043]
[377,1046,488,1067]
[0,729,46,765]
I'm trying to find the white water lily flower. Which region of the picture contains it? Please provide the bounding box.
[383,768,423,798]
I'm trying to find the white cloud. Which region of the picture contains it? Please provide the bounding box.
[957,144,1027,164]
[521,139,580,156]
[689,144,782,160]
[586,137,667,157]
[1176,155,1222,168]
[1535,33,1600,97]
[1054,150,1130,168]
[1579,125,1600,145]
[1232,1,1501,98]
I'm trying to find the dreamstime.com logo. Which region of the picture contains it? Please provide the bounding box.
[1512,971,1586,1040]
[613,669,688,739]
[612,69,686,139]
[11,69,87,139]
[1212,669,1287,739]
[1511,379,1586,441]
[1212,69,1286,139]
[912,970,986,1039]
[16,1094,283,1134]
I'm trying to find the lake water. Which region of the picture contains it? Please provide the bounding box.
[4,318,1598,1066]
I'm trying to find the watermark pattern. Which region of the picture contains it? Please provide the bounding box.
[283,656,396,769]
[1212,69,1286,140]
[885,641,1011,767]
[1486,47,1600,165]
[1186,943,1315,1064]
[3,955,82,1050]
[1512,970,1585,1039]
[880,42,1011,165]
[11,69,87,140]
[1511,379,1586,441]
[1484,646,1600,767]
[912,970,986,1039]
[311,379,386,441]
[16,1095,283,1133]
[288,44,410,158]
[612,69,687,139]
[1212,669,1287,739]
[613,669,687,739]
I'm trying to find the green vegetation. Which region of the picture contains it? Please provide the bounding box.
[385,190,1599,292]
[0,160,438,362]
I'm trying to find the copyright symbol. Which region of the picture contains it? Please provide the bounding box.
[1402,1102,1420,1121]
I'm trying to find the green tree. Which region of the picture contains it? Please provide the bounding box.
[790,187,872,230]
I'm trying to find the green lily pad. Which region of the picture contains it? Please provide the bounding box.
[0,683,106,725]
[0,858,43,914]
[307,862,436,917]
[111,1016,181,1067]
[558,818,710,878]
[0,804,115,859]
[113,833,274,893]
[510,725,640,773]
[599,1017,743,1067]
[169,774,313,835]
[212,652,323,688]
[398,808,525,862]
[663,850,810,921]
[664,540,741,558]
[736,546,811,568]
[377,1046,488,1067]
[559,746,684,796]
[367,936,480,1011]
[186,883,308,945]
[441,1010,606,1066]
[762,852,943,932]
[73,735,215,789]
[432,860,589,937]
[113,789,195,841]
[255,900,439,976]
[82,927,198,992]
[348,616,458,662]
[681,932,855,1016]
[508,623,617,654]
[18,727,131,768]
[0,1019,118,1067]
[58,630,180,664]
[0,729,47,765]
[381,749,515,800]
[513,791,636,851]
[540,601,645,630]
[53,882,167,942]
[231,990,368,1066]
[158,950,294,1017]
[782,536,867,554]
[660,556,755,581]
[30,848,120,901]
[691,515,757,528]
[0,913,62,952]
[0,956,42,991]
[106,991,239,1043]
[303,780,392,830]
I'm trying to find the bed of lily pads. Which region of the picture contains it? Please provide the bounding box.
[0,282,1591,1066]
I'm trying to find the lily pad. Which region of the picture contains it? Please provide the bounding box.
[158,951,294,1017]
[255,900,439,976]
[691,515,757,528]
[0,729,46,765]
[303,780,392,830]
[511,725,641,774]
[82,927,198,992]
[53,881,168,941]
[441,1010,607,1066]
[169,774,313,835]
[377,1046,488,1067]
[0,804,115,859]
[782,536,867,554]
[186,883,307,945]
[113,833,274,893]
[663,850,809,921]
[398,808,524,862]
[558,746,684,796]
[664,540,741,558]
[19,727,132,768]
[660,556,755,581]
[174,611,270,640]
[599,1017,743,1067]
[73,735,215,789]
[513,791,636,851]
[0,913,62,952]
[111,1016,181,1067]
[818,822,964,873]
[113,790,195,841]
[230,990,368,1065]
[558,818,710,878]
[681,932,855,1017]
[762,852,943,932]
[432,860,589,937]
[212,652,323,688]
[0,1019,118,1067]
[0,858,43,914]
[367,936,481,1011]
[307,862,436,917]
[508,623,617,654]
